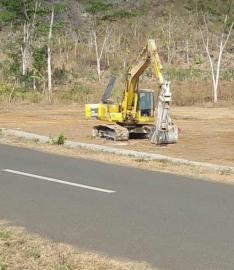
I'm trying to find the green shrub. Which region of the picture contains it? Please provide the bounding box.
[102,5,148,21]
[58,84,91,103]
[33,47,47,77]
[86,0,111,13]
[11,89,43,103]
[53,68,68,85]
[56,133,67,145]
[0,83,10,94]
[102,10,138,21]
[0,83,43,103]
[49,133,67,145]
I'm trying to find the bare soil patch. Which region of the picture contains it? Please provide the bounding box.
[0,104,233,166]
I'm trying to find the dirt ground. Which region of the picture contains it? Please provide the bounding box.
[0,103,234,166]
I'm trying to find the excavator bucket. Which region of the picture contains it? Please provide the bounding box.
[150,82,178,145]
[151,125,178,145]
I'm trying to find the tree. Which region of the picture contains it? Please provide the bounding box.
[92,26,112,81]
[200,15,233,103]
[0,0,39,76]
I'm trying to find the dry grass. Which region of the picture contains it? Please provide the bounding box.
[0,78,233,106]
[0,221,155,270]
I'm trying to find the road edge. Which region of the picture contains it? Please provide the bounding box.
[1,128,234,175]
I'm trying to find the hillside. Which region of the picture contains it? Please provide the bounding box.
[0,0,233,104]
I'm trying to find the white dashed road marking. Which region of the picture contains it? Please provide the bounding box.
[3,169,116,194]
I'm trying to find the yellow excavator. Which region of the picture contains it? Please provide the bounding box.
[85,39,178,144]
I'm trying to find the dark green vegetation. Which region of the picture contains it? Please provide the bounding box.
[49,133,67,145]
[0,0,233,104]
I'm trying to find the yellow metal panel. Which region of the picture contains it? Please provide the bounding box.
[97,104,108,118]
[85,104,100,118]
[138,116,155,123]
[108,104,119,113]
[109,113,123,122]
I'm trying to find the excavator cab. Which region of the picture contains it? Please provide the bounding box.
[138,89,154,117]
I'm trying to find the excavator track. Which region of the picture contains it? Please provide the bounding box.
[93,124,129,141]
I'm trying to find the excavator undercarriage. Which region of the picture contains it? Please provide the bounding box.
[93,123,155,141]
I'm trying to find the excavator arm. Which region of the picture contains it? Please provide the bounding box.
[122,51,151,119]
[148,40,178,144]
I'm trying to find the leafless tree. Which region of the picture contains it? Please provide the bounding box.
[200,15,233,103]
[92,26,112,81]
[21,1,39,76]
[21,22,30,75]
[160,8,176,64]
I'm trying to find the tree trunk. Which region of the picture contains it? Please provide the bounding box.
[74,39,78,58]
[97,59,101,81]
[21,46,27,76]
[22,22,29,76]
[47,8,54,102]
[213,83,218,103]
[33,70,36,91]
[186,40,190,64]
[48,46,52,101]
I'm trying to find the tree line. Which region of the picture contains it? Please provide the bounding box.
[0,0,233,103]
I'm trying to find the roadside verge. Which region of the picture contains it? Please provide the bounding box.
[0,220,155,270]
[1,128,234,176]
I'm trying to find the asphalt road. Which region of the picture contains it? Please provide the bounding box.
[0,144,234,270]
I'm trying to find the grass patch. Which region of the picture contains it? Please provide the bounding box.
[11,89,43,103]
[0,231,11,240]
[167,68,209,81]
[55,266,72,270]
[58,84,91,103]
[167,68,234,82]
[220,68,234,81]
[135,157,152,163]
[0,83,43,103]
[86,0,111,13]
[25,248,41,259]
[0,262,7,270]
